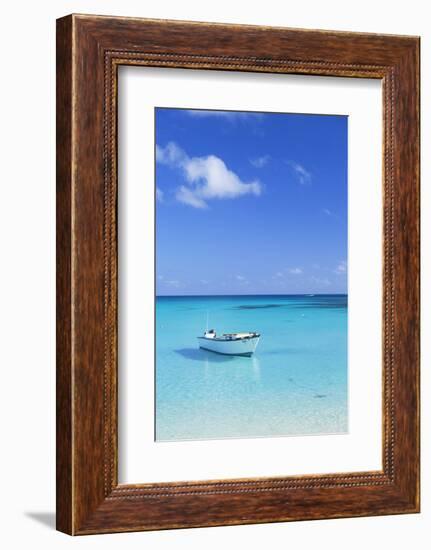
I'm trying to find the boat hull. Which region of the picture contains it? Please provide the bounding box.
[197,336,260,356]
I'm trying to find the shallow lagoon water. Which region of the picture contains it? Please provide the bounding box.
[155,294,347,441]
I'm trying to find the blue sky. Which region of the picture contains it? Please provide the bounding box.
[155,108,347,296]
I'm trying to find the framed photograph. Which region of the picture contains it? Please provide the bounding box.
[56,14,420,535]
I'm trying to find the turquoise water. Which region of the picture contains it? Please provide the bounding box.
[155,295,347,441]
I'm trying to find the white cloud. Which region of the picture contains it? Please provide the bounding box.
[164,279,180,287]
[156,142,185,165]
[156,187,164,202]
[176,186,207,209]
[286,160,312,185]
[185,109,262,122]
[235,275,250,285]
[288,267,303,275]
[334,260,347,275]
[250,155,270,168]
[323,208,340,220]
[157,142,262,208]
[310,276,331,287]
[184,155,261,199]
[157,274,181,288]
[273,268,303,278]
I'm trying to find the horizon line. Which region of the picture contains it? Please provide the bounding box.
[156,292,347,298]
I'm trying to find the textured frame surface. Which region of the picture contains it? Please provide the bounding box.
[56,14,420,535]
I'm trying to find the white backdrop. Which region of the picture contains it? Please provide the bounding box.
[118,67,382,483]
[0,1,428,549]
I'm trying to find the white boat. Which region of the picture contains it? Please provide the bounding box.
[197,329,260,356]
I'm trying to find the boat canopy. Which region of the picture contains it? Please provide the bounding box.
[225,332,255,338]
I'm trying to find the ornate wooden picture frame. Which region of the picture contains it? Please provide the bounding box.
[56,14,420,535]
